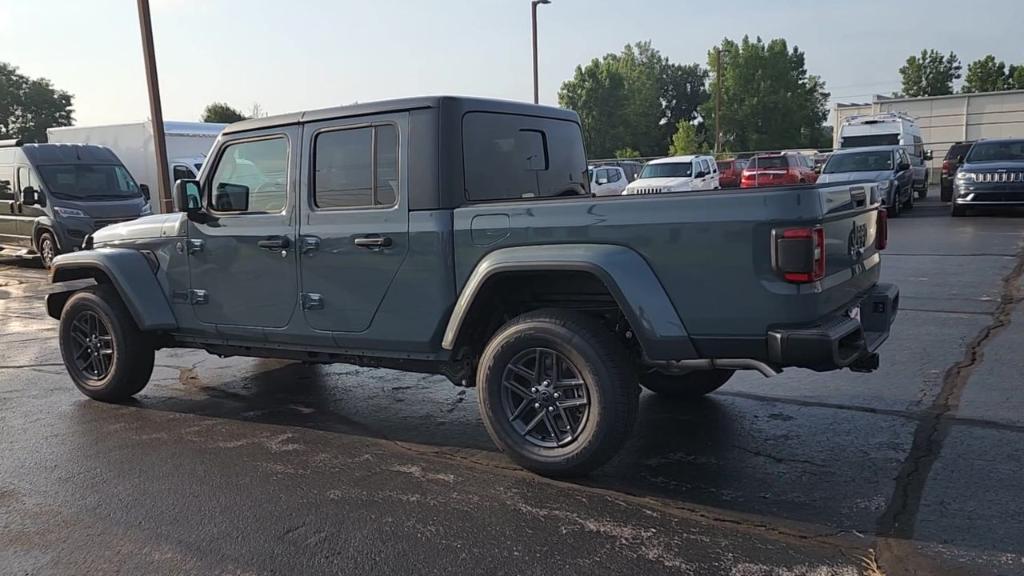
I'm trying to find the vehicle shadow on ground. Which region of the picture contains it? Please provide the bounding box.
[130,359,916,539]
[904,201,1024,219]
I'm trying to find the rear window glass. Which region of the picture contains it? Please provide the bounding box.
[747,156,789,170]
[945,143,973,160]
[842,134,900,148]
[463,113,588,201]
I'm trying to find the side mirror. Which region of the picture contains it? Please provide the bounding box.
[174,179,204,213]
[21,186,39,206]
[924,150,934,161]
[211,182,249,212]
[814,166,822,174]
[139,184,151,201]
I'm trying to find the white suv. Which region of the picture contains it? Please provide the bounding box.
[589,165,629,196]
[623,155,719,195]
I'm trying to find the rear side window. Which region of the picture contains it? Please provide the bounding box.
[463,112,588,201]
[314,124,399,210]
[608,168,622,183]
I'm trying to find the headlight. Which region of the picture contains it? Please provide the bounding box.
[53,206,88,218]
[955,172,976,183]
[878,180,893,191]
[140,204,153,216]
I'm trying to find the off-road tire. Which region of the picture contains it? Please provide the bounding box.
[58,284,155,402]
[477,309,638,478]
[639,369,735,400]
[38,231,59,269]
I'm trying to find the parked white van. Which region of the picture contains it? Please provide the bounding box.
[838,112,932,198]
[622,155,719,195]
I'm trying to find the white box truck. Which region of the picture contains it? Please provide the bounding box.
[47,121,226,213]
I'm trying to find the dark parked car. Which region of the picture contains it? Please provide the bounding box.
[741,152,818,188]
[0,140,152,268]
[716,158,747,188]
[951,138,1024,217]
[45,96,898,477]
[940,141,975,202]
[816,146,915,217]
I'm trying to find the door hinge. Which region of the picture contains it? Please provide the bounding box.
[188,289,209,305]
[187,239,205,254]
[301,293,324,311]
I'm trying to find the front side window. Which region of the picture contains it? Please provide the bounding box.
[210,137,288,213]
[314,124,398,210]
[37,164,141,201]
[608,169,621,183]
[0,165,13,200]
[463,112,587,201]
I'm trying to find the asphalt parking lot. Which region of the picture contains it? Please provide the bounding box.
[1,195,1022,575]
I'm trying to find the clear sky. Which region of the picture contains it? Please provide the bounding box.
[1,0,1023,126]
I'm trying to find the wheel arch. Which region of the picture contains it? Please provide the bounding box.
[47,248,177,331]
[443,244,697,362]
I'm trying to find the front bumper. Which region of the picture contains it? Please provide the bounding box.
[953,184,1024,206]
[766,283,899,372]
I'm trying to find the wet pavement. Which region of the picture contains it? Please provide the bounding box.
[1,197,1023,575]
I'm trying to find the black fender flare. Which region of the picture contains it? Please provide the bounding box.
[442,244,697,361]
[47,248,177,331]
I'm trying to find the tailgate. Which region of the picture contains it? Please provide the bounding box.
[819,183,881,278]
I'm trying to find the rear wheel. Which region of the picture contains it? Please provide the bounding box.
[640,369,735,400]
[38,231,59,269]
[58,285,155,402]
[477,309,638,477]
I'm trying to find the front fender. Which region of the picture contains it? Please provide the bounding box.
[49,248,177,331]
[443,244,696,361]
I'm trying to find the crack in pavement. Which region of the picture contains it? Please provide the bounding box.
[875,240,1024,545]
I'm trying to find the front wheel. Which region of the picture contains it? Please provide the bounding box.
[38,231,59,269]
[902,187,914,210]
[640,369,735,400]
[58,285,155,402]
[477,309,638,477]
[951,204,967,217]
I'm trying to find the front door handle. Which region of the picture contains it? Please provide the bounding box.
[353,235,392,249]
[257,236,291,251]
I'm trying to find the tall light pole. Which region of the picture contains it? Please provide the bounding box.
[532,0,551,104]
[136,0,172,213]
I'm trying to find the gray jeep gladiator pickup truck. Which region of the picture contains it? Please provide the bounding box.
[46,97,898,477]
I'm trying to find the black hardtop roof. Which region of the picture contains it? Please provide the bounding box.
[223,95,580,135]
[19,143,122,166]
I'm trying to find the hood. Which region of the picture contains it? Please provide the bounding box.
[52,196,149,220]
[624,177,693,194]
[961,160,1024,172]
[817,170,895,184]
[92,213,187,245]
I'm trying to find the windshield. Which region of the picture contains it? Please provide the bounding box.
[964,141,1024,163]
[639,162,692,179]
[823,150,893,174]
[747,156,788,170]
[842,134,900,148]
[38,164,141,201]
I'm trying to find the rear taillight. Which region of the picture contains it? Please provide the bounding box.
[942,160,952,176]
[775,226,825,283]
[876,208,888,250]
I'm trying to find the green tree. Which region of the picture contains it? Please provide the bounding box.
[962,55,1009,93]
[899,49,961,97]
[1008,65,1024,90]
[0,62,74,143]
[559,41,708,158]
[614,147,640,159]
[201,102,247,123]
[699,36,829,153]
[667,121,708,156]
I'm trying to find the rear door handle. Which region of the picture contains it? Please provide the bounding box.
[257,236,291,250]
[353,235,392,248]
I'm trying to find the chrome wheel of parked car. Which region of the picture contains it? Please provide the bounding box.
[501,347,590,448]
[38,231,58,269]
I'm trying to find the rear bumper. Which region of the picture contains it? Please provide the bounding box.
[766,283,899,372]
